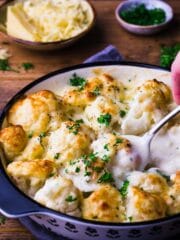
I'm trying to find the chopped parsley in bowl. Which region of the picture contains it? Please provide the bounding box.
[115,0,173,35]
[120,4,166,26]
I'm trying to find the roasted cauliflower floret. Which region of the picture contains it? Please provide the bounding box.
[0,125,27,161]
[126,186,167,222]
[46,121,92,164]
[30,90,62,131]
[122,79,172,135]
[98,73,124,101]
[7,159,55,196]
[8,90,62,135]
[14,136,45,161]
[84,96,121,133]
[61,73,124,108]
[82,185,125,222]
[127,171,169,194]
[29,90,59,112]
[62,155,106,192]
[167,171,180,215]
[34,176,82,217]
[91,134,140,188]
[8,96,50,136]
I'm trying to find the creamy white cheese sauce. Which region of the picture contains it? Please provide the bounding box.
[123,125,180,175]
[151,125,180,175]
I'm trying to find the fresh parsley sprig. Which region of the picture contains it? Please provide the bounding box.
[119,180,129,199]
[97,113,112,127]
[22,62,34,71]
[160,44,180,68]
[70,73,86,90]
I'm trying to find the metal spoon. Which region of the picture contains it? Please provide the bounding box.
[123,106,180,170]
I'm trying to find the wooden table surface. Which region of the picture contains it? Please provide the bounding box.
[0,0,179,239]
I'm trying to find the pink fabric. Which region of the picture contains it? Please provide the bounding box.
[171,52,180,104]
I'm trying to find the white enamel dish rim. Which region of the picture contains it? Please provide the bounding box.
[0,61,179,227]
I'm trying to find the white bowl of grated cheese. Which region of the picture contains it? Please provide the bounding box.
[0,0,95,50]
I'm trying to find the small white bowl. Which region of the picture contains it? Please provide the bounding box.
[115,0,173,35]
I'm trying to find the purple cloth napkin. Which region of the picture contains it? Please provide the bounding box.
[19,45,123,240]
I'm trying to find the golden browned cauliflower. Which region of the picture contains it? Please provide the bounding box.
[166,171,180,215]
[29,90,59,112]
[122,79,172,135]
[126,186,167,222]
[8,90,61,135]
[82,185,125,222]
[0,125,27,161]
[84,96,121,133]
[62,155,106,192]
[34,176,82,217]
[127,171,169,194]
[29,90,62,131]
[45,121,92,164]
[7,159,55,196]
[14,136,45,162]
[91,134,141,188]
[8,96,50,136]
[61,73,124,108]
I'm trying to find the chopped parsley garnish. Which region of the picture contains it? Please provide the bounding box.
[120,110,127,118]
[113,138,123,147]
[75,167,80,173]
[75,119,84,124]
[65,195,77,202]
[97,171,114,183]
[120,4,166,26]
[28,131,33,138]
[160,44,180,68]
[104,144,109,151]
[92,86,101,96]
[48,173,55,178]
[102,155,110,163]
[84,171,91,177]
[116,138,123,144]
[67,120,84,135]
[39,132,46,138]
[128,216,133,222]
[0,215,6,225]
[83,159,92,168]
[67,121,81,135]
[97,113,112,127]
[39,132,46,146]
[69,73,86,90]
[70,160,77,165]
[82,153,98,171]
[22,62,34,71]
[119,180,129,199]
[88,152,97,161]
[0,59,15,71]
[54,153,60,160]
[93,166,103,173]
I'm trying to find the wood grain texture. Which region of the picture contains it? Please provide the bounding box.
[0,0,179,239]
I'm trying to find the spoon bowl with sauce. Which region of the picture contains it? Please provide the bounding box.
[124,106,180,170]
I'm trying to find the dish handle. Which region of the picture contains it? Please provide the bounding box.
[0,167,55,218]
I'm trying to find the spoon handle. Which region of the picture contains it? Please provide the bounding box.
[148,106,180,138]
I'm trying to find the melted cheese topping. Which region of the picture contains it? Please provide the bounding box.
[1,72,179,223]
